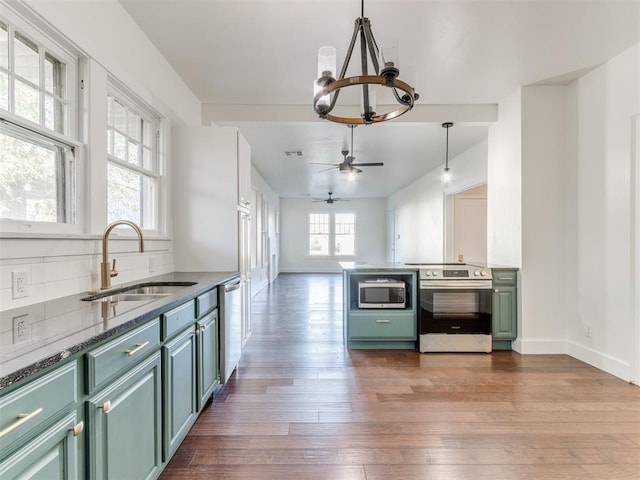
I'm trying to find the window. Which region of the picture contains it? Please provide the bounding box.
[308,212,355,256]
[107,90,159,230]
[0,17,78,226]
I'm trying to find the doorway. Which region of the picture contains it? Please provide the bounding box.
[445,184,488,264]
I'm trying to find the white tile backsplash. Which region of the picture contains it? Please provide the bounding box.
[0,237,174,312]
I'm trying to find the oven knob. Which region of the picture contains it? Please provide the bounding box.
[481,270,487,276]
[432,271,438,276]
[474,270,480,276]
[425,271,432,277]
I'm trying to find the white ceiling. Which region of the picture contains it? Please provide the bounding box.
[120,0,639,199]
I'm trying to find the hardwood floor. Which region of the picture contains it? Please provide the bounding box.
[160,273,640,480]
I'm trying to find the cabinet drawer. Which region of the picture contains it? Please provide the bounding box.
[492,270,517,286]
[162,300,196,340]
[196,289,218,317]
[86,319,160,393]
[348,312,416,340]
[0,361,77,457]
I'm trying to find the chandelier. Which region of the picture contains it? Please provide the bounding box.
[313,0,419,125]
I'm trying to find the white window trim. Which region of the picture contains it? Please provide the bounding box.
[307,209,357,258]
[0,5,84,236]
[106,78,165,236]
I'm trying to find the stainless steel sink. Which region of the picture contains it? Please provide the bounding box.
[81,281,196,302]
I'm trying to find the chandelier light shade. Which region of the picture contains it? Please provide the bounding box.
[313,0,419,125]
[441,122,453,183]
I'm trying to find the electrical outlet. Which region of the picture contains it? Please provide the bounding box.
[12,270,29,299]
[585,323,592,338]
[149,256,156,273]
[12,314,30,343]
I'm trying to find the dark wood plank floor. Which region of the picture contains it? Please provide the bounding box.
[160,273,640,480]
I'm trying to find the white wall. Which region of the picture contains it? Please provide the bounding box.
[280,198,387,273]
[563,44,639,380]
[0,1,200,311]
[487,90,522,268]
[387,139,488,263]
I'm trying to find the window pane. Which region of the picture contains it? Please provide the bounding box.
[0,131,61,222]
[14,32,39,85]
[112,99,126,132]
[44,52,65,97]
[112,130,126,160]
[142,147,153,170]
[335,213,355,255]
[108,163,156,229]
[143,121,153,147]
[309,234,329,255]
[0,22,7,69]
[0,72,7,110]
[127,111,140,141]
[108,163,141,225]
[335,234,355,255]
[14,79,39,124]
[127,140,140,165]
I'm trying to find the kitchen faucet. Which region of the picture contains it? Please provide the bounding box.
[100,220,145,290]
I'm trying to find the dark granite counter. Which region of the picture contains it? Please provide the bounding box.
[0,271,238,389]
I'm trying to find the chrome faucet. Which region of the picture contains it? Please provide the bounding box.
[100,220,145,290]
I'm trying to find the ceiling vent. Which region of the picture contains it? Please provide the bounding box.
[285,150,303,157]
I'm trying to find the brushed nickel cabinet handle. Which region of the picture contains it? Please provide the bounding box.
[125,341,149,356]
[376,319,390,323]
[497,277,514,281]
[70,421,84,437]
[98,401,111,413]
[494,289,499,293]
[0,407,44,438]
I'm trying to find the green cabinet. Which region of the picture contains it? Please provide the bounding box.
[197,309,219,410]
[162,327,197,460]
[343,270,417,349]
[492,269,518,350]
[87,352,162,480]
[0,412,81,480]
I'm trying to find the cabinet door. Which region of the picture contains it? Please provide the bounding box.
[493,286,517,340]
[163,328,197,460]
[0,412,81,480]
[197,310,218,410]
[88,352,162,480]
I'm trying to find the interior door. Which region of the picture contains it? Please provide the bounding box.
[450,185,487,264]
[386,209,396,263]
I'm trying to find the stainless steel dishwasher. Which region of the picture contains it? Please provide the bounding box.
[219,277,242,383]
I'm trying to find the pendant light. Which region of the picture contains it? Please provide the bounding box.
[441,122,453,183]
[313,0,419,125]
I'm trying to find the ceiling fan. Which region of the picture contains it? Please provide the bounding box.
[311,125,383,174]
[312,192,348,204]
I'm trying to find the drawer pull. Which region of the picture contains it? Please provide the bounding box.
[70,421,84,437]
[98,401,111,413]
[497,277,514,281]
[125,341,149,356]
[494,289,499,293]
[376,319,390,323]
[0,407,44,438]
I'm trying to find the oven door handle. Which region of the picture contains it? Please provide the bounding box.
[420,281,493,289]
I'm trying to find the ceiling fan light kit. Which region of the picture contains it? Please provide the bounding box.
[312,0,419,125]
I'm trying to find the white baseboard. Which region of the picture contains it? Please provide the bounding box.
[514,338,632,382]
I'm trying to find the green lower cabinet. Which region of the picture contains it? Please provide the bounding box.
[197,309,219,410]
[87,352,162,480]
[162,327,197,461]
[492,285,517,350]
[0,412,80,480]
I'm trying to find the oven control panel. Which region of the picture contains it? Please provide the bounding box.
[419,265,491,280]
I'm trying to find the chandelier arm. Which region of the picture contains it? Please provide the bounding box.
[337,19,362,81]
[362,19,381,74]
[391,87,409,106]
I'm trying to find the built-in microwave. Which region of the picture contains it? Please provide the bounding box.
[358,279,406,309]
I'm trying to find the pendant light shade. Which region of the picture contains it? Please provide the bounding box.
[441,122,453,183]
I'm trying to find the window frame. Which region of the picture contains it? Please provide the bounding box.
[0,9,82,235]
[307,210,357,257]
[106,81,162,234]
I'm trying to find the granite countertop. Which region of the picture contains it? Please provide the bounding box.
[0,271,239,389]
[340,261,519,271]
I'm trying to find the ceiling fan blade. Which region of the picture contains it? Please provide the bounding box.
[317,167,336,172]
[351,162,384,167]
[309,162,337,166]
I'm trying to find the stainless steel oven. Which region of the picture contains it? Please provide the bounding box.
[417,264,492,353]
